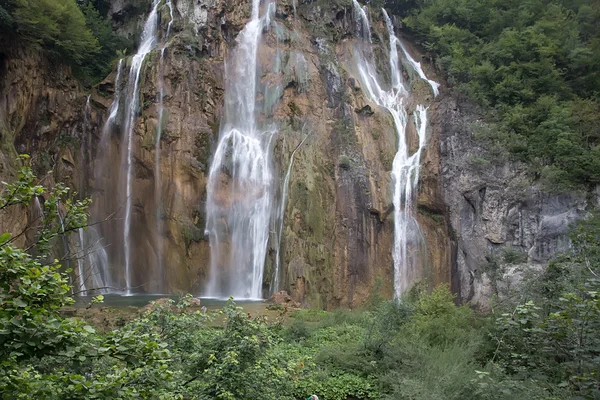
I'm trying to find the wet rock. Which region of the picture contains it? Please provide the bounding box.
[267,291,300,308]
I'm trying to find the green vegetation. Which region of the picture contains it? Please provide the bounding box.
[1,166,600,397]
[390,0,600,190]
[0,0,130,84]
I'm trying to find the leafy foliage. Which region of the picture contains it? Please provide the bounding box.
[1,0,129,84]
[397,0,600,189]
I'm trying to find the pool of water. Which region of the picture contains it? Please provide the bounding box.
[74,294,265,309]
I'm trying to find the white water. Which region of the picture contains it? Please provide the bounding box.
[354,8,438,298]
[398,40,440,97]
[76,229,89,293]
[205,0,276,299]
[273,134,309,292]
[101,59,123,142]
[165,0,174,39]
[123,0,161,295]
[352,0,371,42]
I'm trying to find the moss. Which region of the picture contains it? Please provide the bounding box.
[331,115,356,146]
[338,155,353,170]
[181,216,205,252]
[55,130,79,149]
[158,109,169,140]
[193,132,211,171]
[417,205,444,225]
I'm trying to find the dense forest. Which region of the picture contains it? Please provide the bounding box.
[0,0,130,83]
[1,0,600,398]
[394,0,600,190]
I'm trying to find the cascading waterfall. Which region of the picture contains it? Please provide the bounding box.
[397,41,440,97]
[154,0,175,285]
[354,6,438,298]
[76,229,89,294]
[205,0,276,299]
[352,0,371,42]
[122,0,161,294]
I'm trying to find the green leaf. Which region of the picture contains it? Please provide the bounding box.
[83,325,95,334]
[13,298,27,308]
[0,232,11,244]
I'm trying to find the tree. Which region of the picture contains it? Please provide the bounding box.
[12,0,100,64]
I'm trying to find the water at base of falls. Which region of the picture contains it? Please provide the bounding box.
[204,0,276,300]
[354,6,439,298]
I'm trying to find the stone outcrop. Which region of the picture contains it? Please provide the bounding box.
[436,95,595,307]
[0,0,592,309]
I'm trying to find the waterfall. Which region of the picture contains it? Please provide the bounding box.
[79,95,92,199]
[101,59,123,143]
[82,59,123,294]
[398,40,440,97]
[76,227,110,295]
[76,229,89,294]
[154,0,175,288]
[273,134,309,293]
[205,0,276,299]
[352,0,371,42]
[354,8,439,298]
[122,0,161,295]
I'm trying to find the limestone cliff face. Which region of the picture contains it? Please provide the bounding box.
[0,36,86,248]
[0,0,587,309]
[435,95,596,307]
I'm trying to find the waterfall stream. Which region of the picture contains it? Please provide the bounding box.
[205,0,276,299]
[122,0,161,294]
[352,0,371,42]
[354,6,438,298]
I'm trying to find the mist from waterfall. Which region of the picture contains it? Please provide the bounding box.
[204,0,276,299]
[122,0,161,294]
[354,6,438,298]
